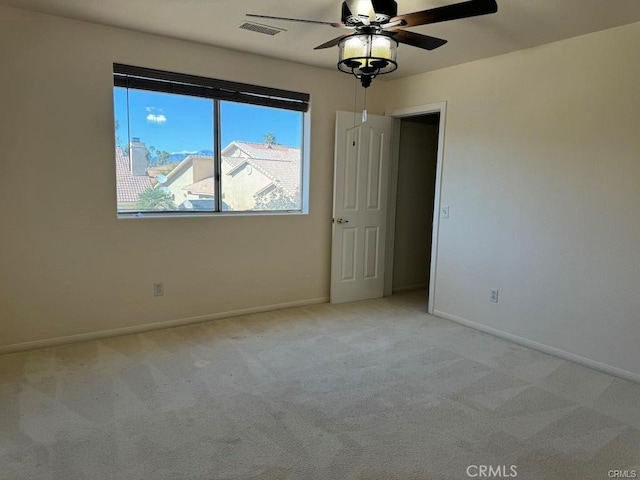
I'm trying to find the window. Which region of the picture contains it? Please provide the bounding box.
[113,64,309,216]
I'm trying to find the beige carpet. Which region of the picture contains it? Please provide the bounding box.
[1,291,640,480]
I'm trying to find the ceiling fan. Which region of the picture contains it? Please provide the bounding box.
[247,0,498,86]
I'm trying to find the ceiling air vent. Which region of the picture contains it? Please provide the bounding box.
[238,22,286,36]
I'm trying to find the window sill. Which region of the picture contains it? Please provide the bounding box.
[117,210,308,220]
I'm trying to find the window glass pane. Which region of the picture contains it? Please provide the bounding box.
[219,102,303,212]
[114,88,215,213]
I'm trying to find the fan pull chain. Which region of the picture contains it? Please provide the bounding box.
[362,86,368,123]
[353,77,358,146]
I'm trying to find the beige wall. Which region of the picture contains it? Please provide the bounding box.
[0,5,385,349]
[192,157,214,185]
[221,163,271,211]
[166,164,196,206]
[381,22,640,378]
[392,120,438,292]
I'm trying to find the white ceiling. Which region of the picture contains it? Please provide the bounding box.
[3,0,640,78]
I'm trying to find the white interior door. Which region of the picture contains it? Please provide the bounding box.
[331,111,393,304]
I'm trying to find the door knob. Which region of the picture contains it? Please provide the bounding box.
[336,217,349,224]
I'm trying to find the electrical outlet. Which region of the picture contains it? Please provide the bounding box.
[490,288,499,303]
[154,282,164,297]
[441,206,450,219]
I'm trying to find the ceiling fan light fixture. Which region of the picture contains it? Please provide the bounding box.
[338,33,397,88]
[248,0,499,89]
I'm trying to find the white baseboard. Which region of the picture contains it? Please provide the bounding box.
[392,283,429,294]
[0,297,329,355]
[433,309,640,385]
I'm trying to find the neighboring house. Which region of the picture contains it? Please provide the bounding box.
[115,140,152,211]
[163,141,301,211]
[162,155,216,211]
[222,141,301,210]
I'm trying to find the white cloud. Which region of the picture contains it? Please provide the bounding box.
[145,107,166,124]
[146,113,167,124]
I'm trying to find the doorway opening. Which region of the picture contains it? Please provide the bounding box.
[384,102,446,313]
[391,113,440,297]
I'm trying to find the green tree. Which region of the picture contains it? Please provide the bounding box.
[254,187,299,211]
[157,150,171,165]
[137,187,175,211]
[114,120,126,150]
[264,132,278,146]
[146,145,171,166]
[146,145,157,168]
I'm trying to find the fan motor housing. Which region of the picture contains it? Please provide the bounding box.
[342,0,398,25]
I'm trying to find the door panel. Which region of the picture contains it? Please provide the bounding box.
[341,227,357,281]
[344,126,360,210]
[364,226,379,279]
[366,129,384,210]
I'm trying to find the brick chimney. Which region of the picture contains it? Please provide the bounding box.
[129,137,147,176]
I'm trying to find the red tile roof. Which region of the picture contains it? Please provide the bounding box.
[115,147,152,203]
[184,177,215,196]
[221,142,301,197]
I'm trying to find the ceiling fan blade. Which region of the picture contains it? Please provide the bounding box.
[246,13,346,28]
[314,34,352,50]
[345,0,377,24]
[387,30,448,50]
[391,0,498,28]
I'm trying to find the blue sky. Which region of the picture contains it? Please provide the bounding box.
[114,88,303,153]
